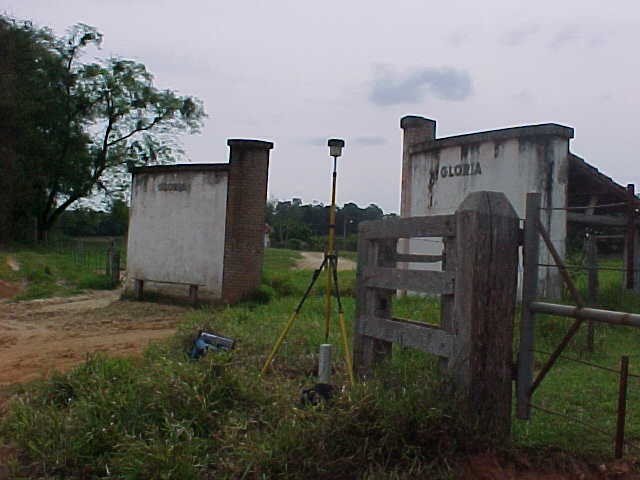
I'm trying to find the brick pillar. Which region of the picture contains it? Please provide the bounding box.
[222,139,273,303]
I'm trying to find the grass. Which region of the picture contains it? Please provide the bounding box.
[1,248,640,478]
[0,240,121,300]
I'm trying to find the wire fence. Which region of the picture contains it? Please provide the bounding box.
[42,237,125,283]
[519,193,640,458]
[525,350,640,457]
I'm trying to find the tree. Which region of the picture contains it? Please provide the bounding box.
[1,17,206,241]
[0,17,81,242]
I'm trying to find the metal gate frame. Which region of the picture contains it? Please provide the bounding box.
[516,192,640,419]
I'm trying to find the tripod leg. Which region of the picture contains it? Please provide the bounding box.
[261,257,328,375]
[331,256,355,385]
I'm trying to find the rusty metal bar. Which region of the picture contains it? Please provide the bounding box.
[530,302,640,328]
[530,318,583,394]
[529,218,587,394]
[615,356,630,459]
[535,217,585,307]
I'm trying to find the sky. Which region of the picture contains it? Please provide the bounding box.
[4,0,640,213]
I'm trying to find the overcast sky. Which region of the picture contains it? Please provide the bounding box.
[4,0,640,212]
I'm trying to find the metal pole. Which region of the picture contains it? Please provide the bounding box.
[626,184,636,290]
[615,355,629,459]
[324,155,338,342]
[517,193,540,419]
[586,233,598,352]
[530,302,640,328]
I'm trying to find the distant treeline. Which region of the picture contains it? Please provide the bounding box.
[53,198,392,251]
[53,200,129,238]
[266,198,395,251]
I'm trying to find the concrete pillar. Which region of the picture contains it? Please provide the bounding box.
[400,116,436,218]
[221,139,273,303]
[398,116,437,280]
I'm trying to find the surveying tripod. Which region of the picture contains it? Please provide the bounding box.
[261,139,355,384]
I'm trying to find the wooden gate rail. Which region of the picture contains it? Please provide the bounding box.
[354,191,520,440]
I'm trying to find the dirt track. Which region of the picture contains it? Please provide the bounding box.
[0,291,188,385]
[295,251,356,270]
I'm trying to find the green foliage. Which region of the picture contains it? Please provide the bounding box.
[4,248,640,477]
[266,199,393,251]
[1,243,120,300]
[56,199,129,237]
[0,15,205,240]
[2,350,247,478]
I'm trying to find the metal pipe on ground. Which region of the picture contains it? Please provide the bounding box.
[530,302,640,328]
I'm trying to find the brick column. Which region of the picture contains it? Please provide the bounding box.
[222,139,273,303]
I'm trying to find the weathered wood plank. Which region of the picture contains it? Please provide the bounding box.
[360,215,455,240]
[363,266,454,295]
[395,253,443,263]
[452,191,519,441]
[353,237,394,377]
[357,316,452,358]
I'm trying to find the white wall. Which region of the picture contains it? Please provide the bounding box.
[404,135,570,298]
[126,168,228,300]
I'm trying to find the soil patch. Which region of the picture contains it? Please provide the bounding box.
[0,290,189,385]
[463,453,640,479]
[0,280,22,299]
[294,251,356,271]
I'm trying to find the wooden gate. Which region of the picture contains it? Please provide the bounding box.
[353,191,520,439]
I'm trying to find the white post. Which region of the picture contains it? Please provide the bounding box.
[318,344,332,384]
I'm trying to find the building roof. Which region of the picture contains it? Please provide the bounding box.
[568,154,630,209]
[409,123,575,155]
[130,163,230,175]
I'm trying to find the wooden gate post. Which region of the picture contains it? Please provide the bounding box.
[450,191,519,439]
[353,235,394,377]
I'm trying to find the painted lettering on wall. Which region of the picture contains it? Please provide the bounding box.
[440,162,482,178]
[158,182,189,192]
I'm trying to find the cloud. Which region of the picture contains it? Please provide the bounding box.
[353,136,386,146]
[446,30,471,48]
[369,65,473,106]
[549,26,606,49]
[500,24,539,46]
[512,90,535,105]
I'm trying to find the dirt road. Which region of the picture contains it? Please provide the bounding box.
[294,251,356,270]
[0,291,188,385]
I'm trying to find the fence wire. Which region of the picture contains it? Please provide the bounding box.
[525,345,640,456]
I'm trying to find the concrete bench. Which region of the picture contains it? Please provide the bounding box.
[133,279,204,306]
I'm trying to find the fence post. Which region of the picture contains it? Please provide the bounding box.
[615,356,630,459]
[353,232,394,377]
[450,191,519,440]
[585,233,598,352]
[517,193,541,419]
[110,251,120,287]
[625,184,636,290]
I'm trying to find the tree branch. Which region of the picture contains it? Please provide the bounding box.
[106,115,164,147]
